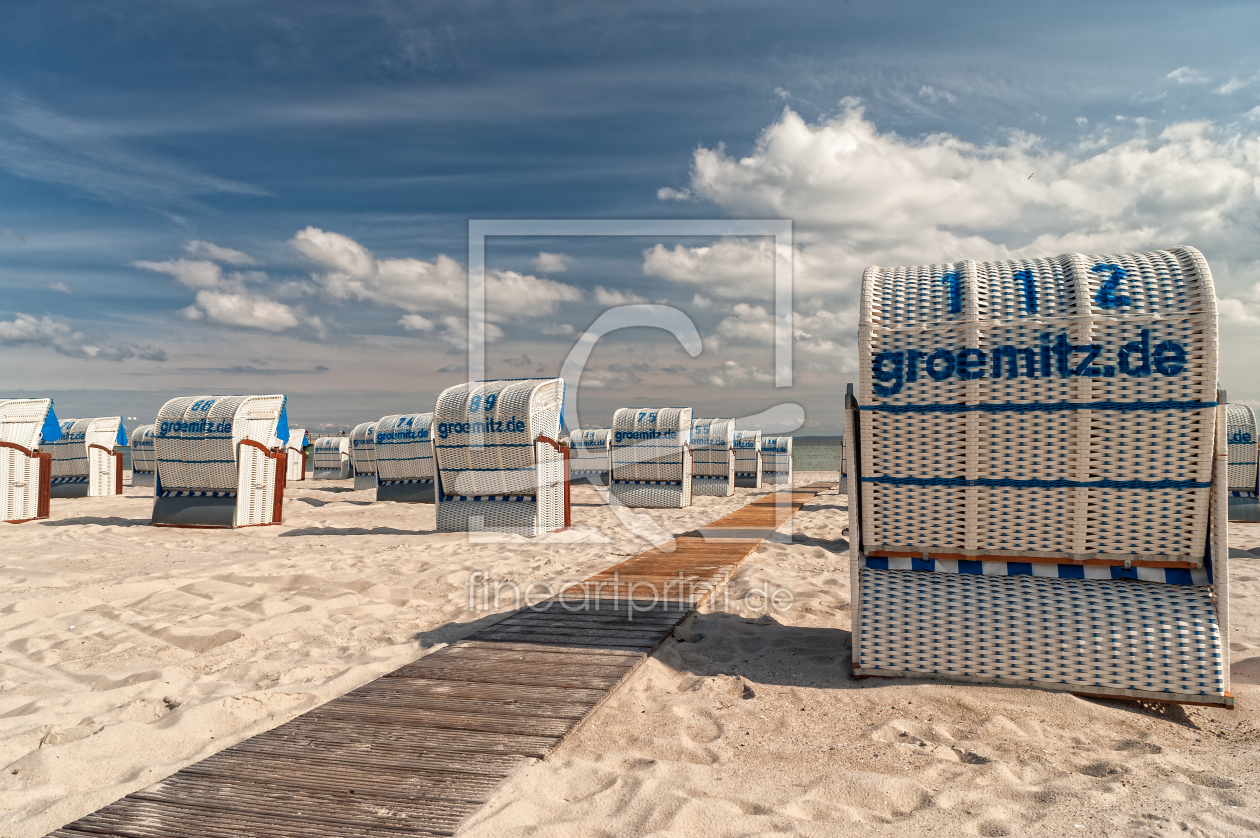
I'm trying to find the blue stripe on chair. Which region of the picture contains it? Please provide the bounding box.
[862,556,1209,586]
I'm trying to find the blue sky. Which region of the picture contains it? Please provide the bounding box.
[2,0,1259,432]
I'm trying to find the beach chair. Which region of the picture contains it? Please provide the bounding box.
[609,407,693,508]
[151,394,289,528]
[432,378,569,536]
[1,398,59,523]
[567,428,611,486]
[46,416,127,497]
[848,246,1232,706]
[349,422,379,491]
[312,436,352,479]
[1227,404,1259,522]
[130,424,157,487]
[838,431,847,494]
[733,430,762,488]
[761,436,793,485]
[286,428,309,482]
[691,417,736,497]
[374,413,436,503]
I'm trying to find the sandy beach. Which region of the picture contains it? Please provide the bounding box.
[2,473,1257,837]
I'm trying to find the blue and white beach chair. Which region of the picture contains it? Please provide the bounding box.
[374,413,436,503]
[46,416,126,497]
[849,246,1232,706]
[312,436,352,479]
[567,428,611,486]
[609,407,693,508]
[0,398,60,523]
[349,422,379,491]
[130,424,156,487]
[691,417,736,497]
[151,394,289,528]
[433,379,569,536]
[733,430,762,488]
[1227,404,1259,522]
[760,436,793,485]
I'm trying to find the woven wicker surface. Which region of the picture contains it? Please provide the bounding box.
[859,247,1217,563]
[568,428,611,484]
[349,421,378,478]
[374,413,435,482]
[154,395,285,493]
[312,436,352,479]
[46,417,123,496]
[129,425,156,474]
[733,430,762,488]
[610,407,693,508]
[761,436,793,485]
[1227,403,1257,493]
[433,379,566,535]
[0,398,52,451]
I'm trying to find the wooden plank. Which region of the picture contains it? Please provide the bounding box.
[46,486,829,838]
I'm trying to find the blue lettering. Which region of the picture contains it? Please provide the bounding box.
[1154,341,1186,376]
[873,351,905,396]
[956,348,986,380]
[1092,263,1132,309]
[926,349,955,381]
[1119,329,1151,377]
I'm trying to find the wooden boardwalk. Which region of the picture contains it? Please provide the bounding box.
[49,483,834,838]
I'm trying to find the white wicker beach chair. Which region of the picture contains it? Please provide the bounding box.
[151,394,289,528]
[432,379,569,536]
[567,428,612,486]
[609,407,693,508]
[761,436,793,485]
[46,416,126,498]
[349,422,379,491]
[691,417,736,497]
[130,424,156,487]
[733,430,762,488]
[374,413,436,503]
[286,428,309,482]
[1227,404,1259,522]
[312,436,352,479]
[0,398,59,523]
[849,247,1232,706]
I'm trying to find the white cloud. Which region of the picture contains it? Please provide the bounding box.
[1167,67,1208,85]
[540,323,576,336]
[643,237,776,299]
[45,280,70,293]
[657,186,692,201]
[399,313,434,331]
[709,302,852,357]
[532,251,571,273]
[1220,283,1260,325]
[0,312,166,361]
[182,239,260,266]
[292,227,582,332]
[183,290,303,331]
[133,258,224,290]
[594,286,649,306]
[135,257,313,333]
[690,360,773,388]
[692,294,712,309]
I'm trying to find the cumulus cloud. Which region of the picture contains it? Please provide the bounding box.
[0,312,166,361]
[398,313,435,331]
[689,360,773,388]
[643,237,777,298]
[291,227,582,341]
[182,239,260,266]
[709,302,852,357]
[594,286,649,306]
[532,251,571,273]
[134,257,316,333]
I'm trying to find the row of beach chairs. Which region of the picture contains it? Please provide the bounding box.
[0,246,1240,710]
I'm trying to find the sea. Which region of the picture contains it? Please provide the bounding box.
[792,436,843,473]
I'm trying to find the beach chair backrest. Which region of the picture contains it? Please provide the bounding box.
[47,416,125,495]
[760,436,793,483]
[691,417,735,476]
[374,413,435,482]
[858,247,1217,563]
[433,378,564,497]
[0,398,57,452]
[610,407,692,482]
[130,424,156,473]
[154,395,287,492]
[1227,404,1258,494]
[349,422,378,476]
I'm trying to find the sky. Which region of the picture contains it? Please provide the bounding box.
[2,0,1260,434]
